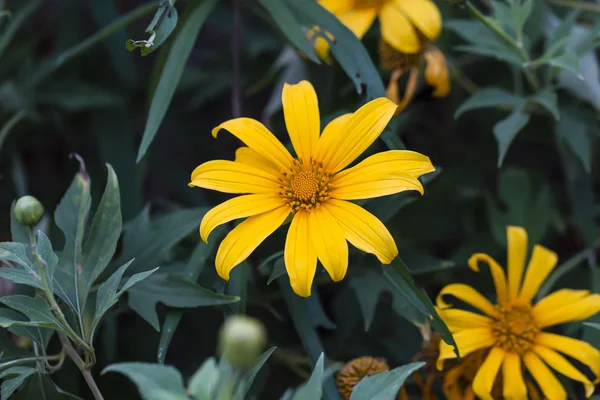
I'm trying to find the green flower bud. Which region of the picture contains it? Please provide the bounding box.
[13,196,44,226]
[218,315,267,371]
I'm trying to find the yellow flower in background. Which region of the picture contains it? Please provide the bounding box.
[318,0,441,54]
[379,39,450,114]
[436,226,600,400]
[189,80,435,297]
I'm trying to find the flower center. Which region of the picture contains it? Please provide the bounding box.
[354,0,387,9]
[280,159,331,212]
[491,304,540,355]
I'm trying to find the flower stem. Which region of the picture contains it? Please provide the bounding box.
[232,0,243,118]
[0,353,63,371]
[465,1,541,92]
[58,332,104,400]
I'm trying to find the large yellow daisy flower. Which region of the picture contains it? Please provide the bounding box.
[189,80,435,297]
[436,226,600,400]
[318,0,442,54]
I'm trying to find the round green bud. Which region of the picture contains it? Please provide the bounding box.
[13,196,44,226]
[218,315,267,371]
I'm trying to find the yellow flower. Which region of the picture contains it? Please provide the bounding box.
[318,0,442,54]
[189,81,435,297]
[436,226,600,400]
[379,39,450,114]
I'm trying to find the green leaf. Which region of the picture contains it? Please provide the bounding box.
[11,373,83,400]
[455,88,523,119]
[493,100,530,167]
[136,0,218,162]
[258,0,319,63]
[0,242,39,280]
[0,110,26,154]
[351,270,425,332]
[528,88,559,120]
[349,362,425,400]
[188,358,220,400]
[128,273,239,330]
[0,0,42,59]
[54,165,92,316]
[283,0,385,99]
[382,258,457,358]
[557,115,590,173]
[0,366,36,400]
[157,235,224,363]
[80,164,122,303]
[126,0,178,56]
[234,347,277,400]
[102,363,188,400]
[548,51,583,79]
[292,352,324,400]
[550,8,581,46]
[584,322,600,331]
[92,260,157,338]
[35,82,123,111]
[36,230,58,288]
[279,279,341,400]
[114,206,209,276]
[0,295,64,330]
[492,0,533,38]
[0,267,42,289]
[8,325,54,353]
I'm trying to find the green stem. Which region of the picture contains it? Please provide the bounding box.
[465,1,541,92]
[26,1,161,88]
[28,230,93,353]
[58,333,104,400]
[0,353,63,371]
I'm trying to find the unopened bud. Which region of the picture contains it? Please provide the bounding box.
[13,196,44,226]
[218,315,266,371]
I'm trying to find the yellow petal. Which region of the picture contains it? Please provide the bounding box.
[330,171,423,200]
[534,345,595,398]
[314,113,352,167]
[393,0,442,41]
[200,194,286,242]
[234,147,280,175]
[284,211,317,297]
[502,352,528,400]
[472,347,505,400]
[532,289,590,317]
[437,308,492,332]
[338,8,378,39]
[379,1,420,53]
[507,226,528,301]
[282,81,320,163]
[317,98,398,172]
[212,117,293,170]
[324,199,398,263]
[318,0,354,15]
[523,352,567,400]
[215,206,290,280]
[336,150,435,179]
[189,160,280,194]
[535,294,600,328]
[424,46,450,97]
[518,245,558,303]
[308,206,348,282]
[436,284,497,317]
[468,253,508,305]
[437,328,494,370]
[442,363,466,400]
[388,67,419,114]
[537,332,600,381]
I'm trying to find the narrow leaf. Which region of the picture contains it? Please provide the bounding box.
[234,347,277,400]
[92,259,135,335]
[291,353,324,400]
[349,362,425,400]
[493,101,530,167]
[455,88,522,119]
[0,366,36,400]
[127,0,178,56]
[136,0,219,162]
[0,296,63,330]
[102,363,188,400]
[187,358,220,400]
[548,51,583,79]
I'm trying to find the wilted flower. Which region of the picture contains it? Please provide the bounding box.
[437,226,600,399]
[189,80,435,297]
[336,356,390,399]
[379,39,449,114]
